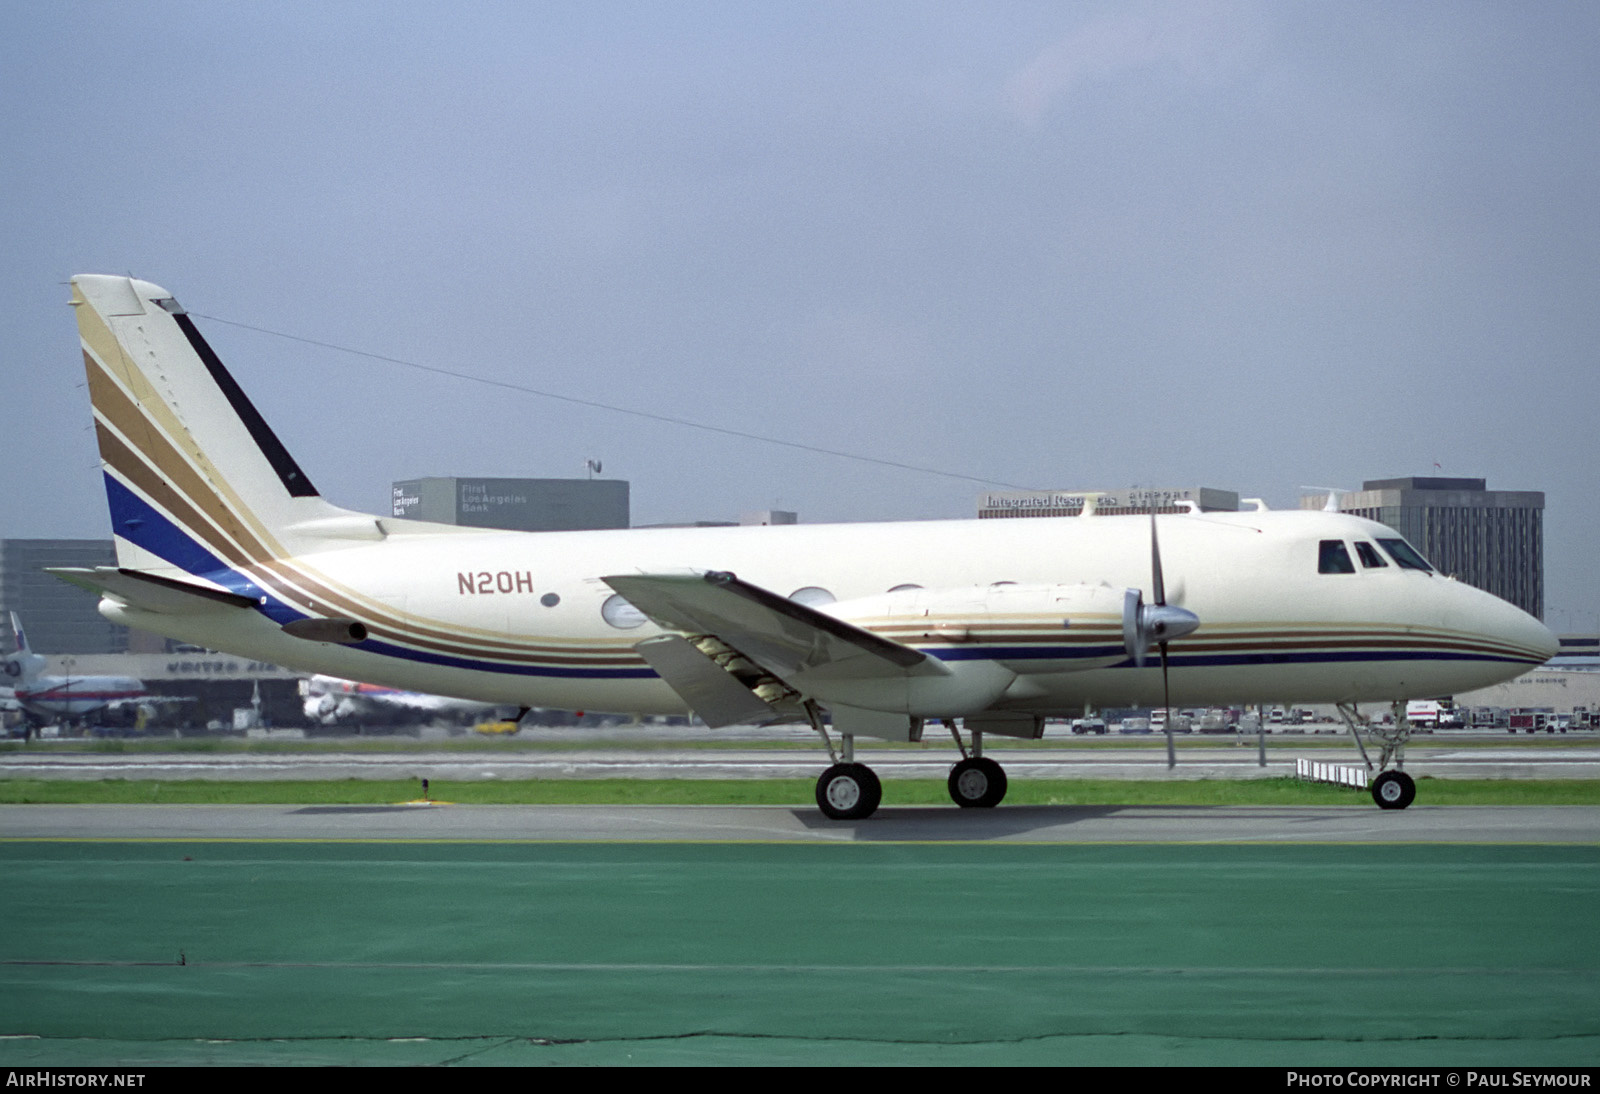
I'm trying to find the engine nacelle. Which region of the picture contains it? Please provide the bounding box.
[812,582,1136,717]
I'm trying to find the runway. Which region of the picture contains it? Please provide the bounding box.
[6,740,1598,1063]
[3,822,1597,1067]
[5,738,1599,782]
[0,801,1597,843]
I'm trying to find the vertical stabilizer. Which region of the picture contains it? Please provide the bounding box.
[3,613,46,687]
[71,275,360,587]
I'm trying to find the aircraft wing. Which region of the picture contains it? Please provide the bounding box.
[602,571,946,682]
[48,567,257,615]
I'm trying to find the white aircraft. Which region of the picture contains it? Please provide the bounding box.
[3,612,148,722]
[299,673,501,726]
[52,275,1557,816]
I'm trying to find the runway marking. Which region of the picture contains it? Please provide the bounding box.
[6,958,1590,975]
[4,836,1599,846]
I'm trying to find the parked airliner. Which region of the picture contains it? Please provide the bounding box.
[3,612,148,723]
[52,275,1557,816]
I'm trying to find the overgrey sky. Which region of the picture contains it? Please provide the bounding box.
[3,2,1596,627]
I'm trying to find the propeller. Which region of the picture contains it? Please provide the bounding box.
[1122,513,1200,768]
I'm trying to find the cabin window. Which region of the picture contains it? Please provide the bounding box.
[788,586,836,607]
[1377,538,1434,572]
[1354,542,1388,569]
[601,594,647,629]
[887,584,922,593]
[1318,540,1356,574]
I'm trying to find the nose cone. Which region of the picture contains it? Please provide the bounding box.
[1529,616,1560,665]
[1447,580,1558,679]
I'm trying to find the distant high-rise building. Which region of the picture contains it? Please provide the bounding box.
[0,539,127,654]
[1305,477,1545,620]
[391,477,630,532]
[977,487,1239,519]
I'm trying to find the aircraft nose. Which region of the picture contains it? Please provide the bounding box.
[1529,615,1560,665]
[1457,582,1558,667]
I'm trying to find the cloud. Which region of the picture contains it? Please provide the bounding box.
[1005,0,1266,125]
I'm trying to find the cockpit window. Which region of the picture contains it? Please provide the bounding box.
[1354,542,1388,569]
[1318,540,1356,574]
[1377,538,1434,573]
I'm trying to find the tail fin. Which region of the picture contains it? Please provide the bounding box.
[4,613,46,687]
[71,276,376,588]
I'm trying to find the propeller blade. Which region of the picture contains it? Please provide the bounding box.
[1150,512,1167,606]
[1121,516,1200,668]
[1161,641,1175,769]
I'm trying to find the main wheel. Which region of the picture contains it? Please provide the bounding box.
[948,756,1008,808]
[1371,770,1416,810]
[815,763,882,820]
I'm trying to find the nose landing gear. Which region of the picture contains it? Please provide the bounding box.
[1338,702,1418,810]
[1370,769,1416,810]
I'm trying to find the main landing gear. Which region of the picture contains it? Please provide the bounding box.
[805,702,883,821]
[946,722,1007,809]
[948,756,1007,808]
[815,762,881,821]
[806,710,1013,821]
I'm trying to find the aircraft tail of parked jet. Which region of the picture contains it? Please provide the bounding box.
[4,612,47,688]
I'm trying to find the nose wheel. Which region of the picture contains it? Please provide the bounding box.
[948,756,1008,808]
[1371,769,1416,810]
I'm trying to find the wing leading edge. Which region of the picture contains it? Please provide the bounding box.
[602,571,946,683]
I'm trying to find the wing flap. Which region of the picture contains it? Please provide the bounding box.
[632,634,783,728]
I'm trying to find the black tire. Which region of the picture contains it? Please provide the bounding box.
[948,756,1008,809]
[1371,770,1416,810]
[815,763,882,820]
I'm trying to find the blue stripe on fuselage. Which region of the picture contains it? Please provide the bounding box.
[926,644,1539,668]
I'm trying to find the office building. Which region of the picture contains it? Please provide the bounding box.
[391,477,630,532]
[0,539,126,654]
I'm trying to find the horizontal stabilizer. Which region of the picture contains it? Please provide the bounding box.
[48,567,257,615]
[603,571,943,682]
[633,634,782,728]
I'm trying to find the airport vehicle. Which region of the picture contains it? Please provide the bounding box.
[3,612,149,722]
[1405,700,1447,727]
[52,275,1558,816]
